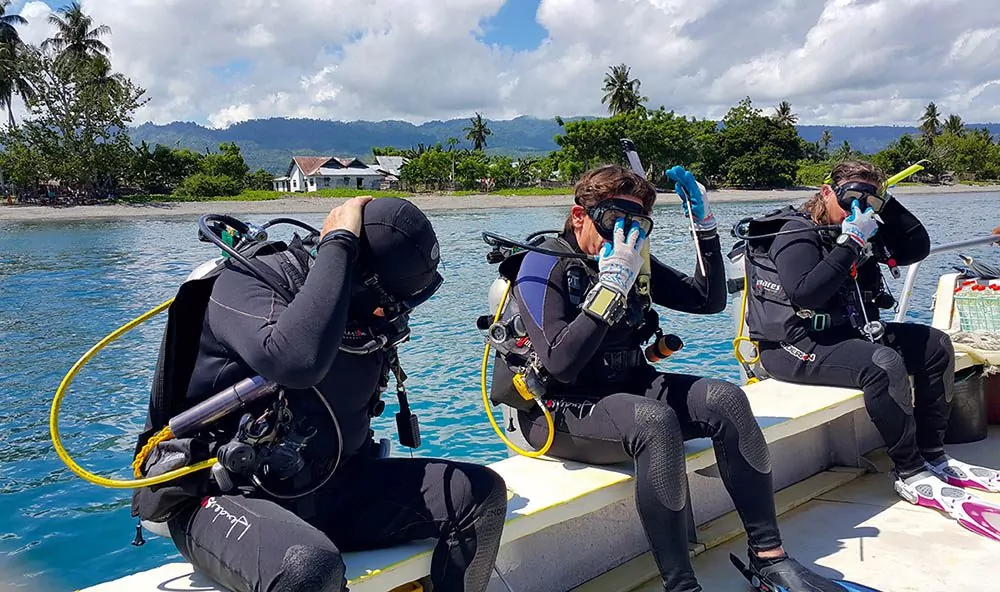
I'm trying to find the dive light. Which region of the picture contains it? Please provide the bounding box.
[169,375,280,438]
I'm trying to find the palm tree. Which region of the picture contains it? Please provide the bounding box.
[0,0,26,46]
[465,112,492,151]
[42,1,111,68]
[820,129,833,154]
[0,43,34,128]
[773,101,797,126]
[919,102,941,145]
[943,114,965,136]
[975,127,993,145]
[83,54,126,100]
[0,0,31,129]
[601,63,648,116]
[834,140,853,161]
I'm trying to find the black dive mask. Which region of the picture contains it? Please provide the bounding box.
[345,271,444,352]
[833,181,880,213]
[586,198,654,242]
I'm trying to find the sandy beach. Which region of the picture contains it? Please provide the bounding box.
[1,184,998,223]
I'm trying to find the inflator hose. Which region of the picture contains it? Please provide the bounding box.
[50,298,219,489]
[52,215,342,491]
[480,282,556,458]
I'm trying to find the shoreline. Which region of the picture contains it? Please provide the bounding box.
[1,184,998,223]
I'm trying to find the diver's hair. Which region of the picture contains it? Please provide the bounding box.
[829,160,886,188]
[564,165,657,234]
[803,159,887,225]
[801,192,829,224]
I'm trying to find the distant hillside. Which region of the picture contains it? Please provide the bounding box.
[130,116,574,173]
[797,124,1000,153]
[130,117,1000,174]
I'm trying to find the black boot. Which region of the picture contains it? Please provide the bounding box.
[746,550,843,592]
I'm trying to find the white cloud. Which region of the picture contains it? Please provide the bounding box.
[9,0,1000,127]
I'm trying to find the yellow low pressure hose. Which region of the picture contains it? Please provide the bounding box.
[50,298,217,489]
[481,282,555,458]
[732,274,760,384]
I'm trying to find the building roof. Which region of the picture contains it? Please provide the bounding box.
[288,156,374,177]
[289,156,332,176]
[374,156,407,177]
[317,166,385,176]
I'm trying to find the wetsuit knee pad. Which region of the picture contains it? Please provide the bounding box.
[272,544,346,592]
[705,382,772,475]
[457,468,507,592]
[934,330,956,404]
[871,348,913,416]
[632,400,687,512]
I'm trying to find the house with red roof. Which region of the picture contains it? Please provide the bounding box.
[272,156,387,192]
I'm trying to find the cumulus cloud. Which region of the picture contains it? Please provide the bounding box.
[11,0,1000,126]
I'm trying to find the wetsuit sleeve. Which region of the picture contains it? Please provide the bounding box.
[649,231,727,314]
[206,230,359,389]
[874,198,930,266]
[770,220,859,310]
[514,252,608,383]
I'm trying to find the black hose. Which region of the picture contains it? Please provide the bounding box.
[199,214,296,301]
[482,230,592,261]
[262,217,321,237]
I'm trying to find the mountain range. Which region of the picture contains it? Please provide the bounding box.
[130,116,1000,174]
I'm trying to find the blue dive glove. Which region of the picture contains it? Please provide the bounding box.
[666,165,716,231]
[840,199,879,248]
[597,218,647,295]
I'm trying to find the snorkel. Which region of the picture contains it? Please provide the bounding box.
[618,138,655,296]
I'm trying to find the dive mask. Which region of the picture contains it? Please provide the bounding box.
[347,271,444,351]
[833,181,881,214]
[586,198,654,242]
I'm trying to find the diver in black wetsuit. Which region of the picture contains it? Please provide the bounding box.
[492,165,843,592]
[133,197,507,592]
[744,159,1000,515]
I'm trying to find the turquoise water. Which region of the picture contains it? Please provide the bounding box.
[1,192,997,590]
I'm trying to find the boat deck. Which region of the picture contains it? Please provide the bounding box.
[622,427,1000,591]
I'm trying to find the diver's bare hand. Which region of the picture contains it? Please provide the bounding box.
[322,196,373,238]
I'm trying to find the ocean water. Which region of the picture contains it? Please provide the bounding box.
[1,192,997,590]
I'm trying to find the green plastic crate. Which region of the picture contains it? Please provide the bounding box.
[954,288,1000,331]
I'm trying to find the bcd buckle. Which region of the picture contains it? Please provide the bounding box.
[812,313,830,331]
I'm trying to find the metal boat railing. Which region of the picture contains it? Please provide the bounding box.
[893,234,1000,322]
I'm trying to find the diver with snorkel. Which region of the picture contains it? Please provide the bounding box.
[481,162,849,591]
[731,159,1000,542]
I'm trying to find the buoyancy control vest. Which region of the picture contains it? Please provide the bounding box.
[131,235,395,522]
[481,234,659,410]
[737,206,889,344]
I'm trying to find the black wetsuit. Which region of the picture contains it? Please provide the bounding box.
[163,231,506,592]
[756,201,954,475]
[506,231,782,592]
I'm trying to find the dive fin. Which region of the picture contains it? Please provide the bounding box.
[729,553,885,592]
[954,499,1000,542]
[834,581,883,592]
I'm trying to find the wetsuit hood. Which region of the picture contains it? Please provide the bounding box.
[359,198,441,297]
[350,198,443,319]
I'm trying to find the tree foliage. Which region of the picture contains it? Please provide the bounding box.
[464,112,492,151]
[0,45,147,194]
[601,63,648,116]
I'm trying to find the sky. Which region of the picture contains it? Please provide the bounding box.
[9,0,1000,129]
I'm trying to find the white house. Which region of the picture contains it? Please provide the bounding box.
[272,156,386,192]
